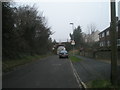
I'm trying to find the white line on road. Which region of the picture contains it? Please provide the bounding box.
[69,60,87,89]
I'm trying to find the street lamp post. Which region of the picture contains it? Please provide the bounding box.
[70,23,75,56]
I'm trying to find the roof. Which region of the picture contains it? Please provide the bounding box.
[99,20,120,35]
[98,27,110,35]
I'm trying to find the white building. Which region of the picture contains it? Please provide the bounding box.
[91,30,100,42]
[83,30,100,43]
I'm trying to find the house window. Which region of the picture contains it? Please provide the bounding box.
[116,26,118,32]
[107,41,110,46]
[103,41,105,46]
[117,39,120,46]
[100,41,104,47]
[102,33,105,37]
[102,42,104,46]
[99,34,101,38]
[100,42,103,47]
[106,31,109,36]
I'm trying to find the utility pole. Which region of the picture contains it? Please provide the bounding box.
[110,0,117,86]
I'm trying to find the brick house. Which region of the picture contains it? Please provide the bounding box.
[99,20,120,50]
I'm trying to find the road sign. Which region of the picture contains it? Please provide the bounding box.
[71,40,75,45]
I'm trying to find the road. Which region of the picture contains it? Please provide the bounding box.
[73,55,120,83]
[3,55,81,88]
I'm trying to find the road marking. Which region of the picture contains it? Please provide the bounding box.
[69,60,87,89]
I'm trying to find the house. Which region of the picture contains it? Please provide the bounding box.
[99,27,110,48]
[117,20,120,46]
[90,30,100,42]
[83,30,100,43]
[98,20,120,50]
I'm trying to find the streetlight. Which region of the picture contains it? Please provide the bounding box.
[70,23,75,56]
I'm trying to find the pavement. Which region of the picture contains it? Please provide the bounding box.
[2,55,82,88]
[72,55,120,84]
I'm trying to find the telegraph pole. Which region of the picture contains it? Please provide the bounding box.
[110,0,117,86]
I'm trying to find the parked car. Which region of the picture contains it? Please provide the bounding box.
[59,50,68,58]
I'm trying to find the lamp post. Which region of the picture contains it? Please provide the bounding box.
[70,23,75,56]
[70,23,74,40]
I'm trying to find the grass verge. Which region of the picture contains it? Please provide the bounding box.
[86,79,120,88]
[3,54,51,73]
[69,50,80,56]
[69,55,82,62]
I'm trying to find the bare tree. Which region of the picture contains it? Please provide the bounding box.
[86,23,98,43]
[87,23,97,34]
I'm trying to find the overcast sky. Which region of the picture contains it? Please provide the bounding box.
[14,0,120,42]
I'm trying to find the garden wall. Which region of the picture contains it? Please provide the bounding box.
[80,50,120,61]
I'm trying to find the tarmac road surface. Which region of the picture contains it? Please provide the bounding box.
[3,55,82,88]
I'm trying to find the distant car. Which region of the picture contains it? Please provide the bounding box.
[57,46,66,55]
[59,50,68,58]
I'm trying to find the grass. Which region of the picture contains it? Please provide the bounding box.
[69,55,82,62]
[86,79,120,89]
[69,50,82,62]
[69,50,80,56]
[2,54,51,73]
